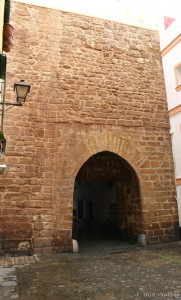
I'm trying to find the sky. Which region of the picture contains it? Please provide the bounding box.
[14,0,181,30]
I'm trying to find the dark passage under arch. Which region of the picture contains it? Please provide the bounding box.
[72,151,142,249]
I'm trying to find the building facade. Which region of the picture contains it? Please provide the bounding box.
[160,17,181,237]
[0,1,179,254]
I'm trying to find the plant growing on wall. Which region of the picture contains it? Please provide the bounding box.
[0,132,6,155]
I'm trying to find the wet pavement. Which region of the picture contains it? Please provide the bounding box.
[0,255,39,300]
[0,267,18,299]
[0,240,181,300]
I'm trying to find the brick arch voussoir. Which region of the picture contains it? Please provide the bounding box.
[70,133,145,181]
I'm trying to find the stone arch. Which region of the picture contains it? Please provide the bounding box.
[70,131,145,181]
[73,150,143,243]
[52,131,149,252]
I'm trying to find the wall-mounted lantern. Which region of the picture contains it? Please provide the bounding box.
[0,1,31,160]
[0,76,31,155]
[0,79,31,107]
[14,80,31,105]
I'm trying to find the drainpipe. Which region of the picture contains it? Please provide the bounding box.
[0,53,7,154]
[0,0,7,155]
[0,54,7,139]
[0,0,5,53]
[4,0,11,23]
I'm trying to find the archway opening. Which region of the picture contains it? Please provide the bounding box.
[72,151,142,249]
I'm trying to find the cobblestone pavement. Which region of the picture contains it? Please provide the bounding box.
[0,255,39,300]
[0,267,18,299]
[0,240,181,300]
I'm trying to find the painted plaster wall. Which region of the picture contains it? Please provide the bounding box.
[161,41,181,110]
[160,18,181,228]
[177,186,181,226]
[170,114,181,179]
[170,114,181,226]
[159,19,181,51]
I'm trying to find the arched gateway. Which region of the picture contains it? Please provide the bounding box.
[52,132,179,253]
[72,151,142,246]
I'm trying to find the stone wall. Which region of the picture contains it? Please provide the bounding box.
[0,1,179,254]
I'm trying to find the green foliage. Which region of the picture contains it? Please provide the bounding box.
[0,132,6,155]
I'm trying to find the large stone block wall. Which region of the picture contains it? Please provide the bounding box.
[0,1,179,254]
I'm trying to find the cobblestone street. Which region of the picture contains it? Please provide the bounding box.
[0,255,39,299]
[0,240,180,300]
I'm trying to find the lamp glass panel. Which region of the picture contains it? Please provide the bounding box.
[15,85,29,102]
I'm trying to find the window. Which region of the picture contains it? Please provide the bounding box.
[174,63,181,91]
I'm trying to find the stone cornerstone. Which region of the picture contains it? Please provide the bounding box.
[0,1,179,254]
